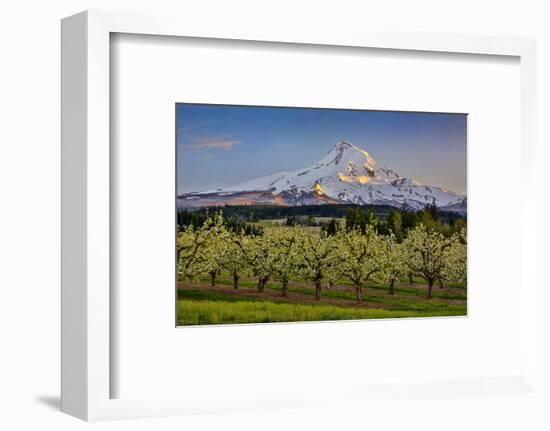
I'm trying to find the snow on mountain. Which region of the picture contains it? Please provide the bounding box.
[178,141,466,212]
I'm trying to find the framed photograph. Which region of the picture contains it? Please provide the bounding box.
[61,10,538,421]
[176,103,468,326]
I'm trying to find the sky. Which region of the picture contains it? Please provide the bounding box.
[176,103,467,195]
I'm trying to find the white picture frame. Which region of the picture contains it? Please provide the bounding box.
[61,9,538,421]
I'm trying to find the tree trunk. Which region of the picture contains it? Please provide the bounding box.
[210,271,217,287]
[438,278,445,289]
[355,284,363,302]
[315,280,321,300]
[427,279,434,299]
[233,272,239,289]
[389,278,395,295]
[281,281,288,297]
[408,273,414,286]
[257,275,268,292]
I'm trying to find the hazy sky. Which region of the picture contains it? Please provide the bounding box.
[176,103,467,195]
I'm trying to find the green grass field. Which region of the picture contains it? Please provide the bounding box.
[176,298,460,325]
[177,273,467,326]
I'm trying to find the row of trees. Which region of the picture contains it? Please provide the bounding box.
[177,214,467,301]
[187,203,465,225]
[177,210,264,236]
[338,205,466,240]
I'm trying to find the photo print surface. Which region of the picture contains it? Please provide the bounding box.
[176,103,467,326]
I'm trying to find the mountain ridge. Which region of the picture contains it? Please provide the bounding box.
[178,141,467,214]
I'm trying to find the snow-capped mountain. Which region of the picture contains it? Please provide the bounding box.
[178,141,467,213]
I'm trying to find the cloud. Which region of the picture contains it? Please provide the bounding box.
[184,139,241,151]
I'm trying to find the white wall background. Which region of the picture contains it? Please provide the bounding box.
[0,1,548,430]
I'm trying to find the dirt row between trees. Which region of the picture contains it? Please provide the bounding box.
[178,279,466,310]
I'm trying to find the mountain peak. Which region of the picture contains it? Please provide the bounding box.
[335,140,353,150]
[179,139,465,213]
[317,141,377,172]
[332,140,368,156]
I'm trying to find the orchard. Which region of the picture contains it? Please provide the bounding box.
[177,211,467,301]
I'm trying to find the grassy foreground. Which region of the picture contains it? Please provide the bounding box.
[176,299,461,326]
[177,279,466,325]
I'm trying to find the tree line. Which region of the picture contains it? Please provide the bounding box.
[181,203,465,224]
[177,212,467,301]
[177,210,264,236]
[333,205,466,240]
